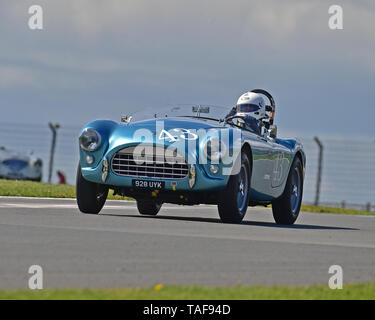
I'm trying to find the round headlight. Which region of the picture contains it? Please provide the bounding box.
[79,129,101,151]
[204,137,227,162]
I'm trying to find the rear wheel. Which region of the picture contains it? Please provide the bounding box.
[137,199,162,215]
[217,152,251,223]
[76,163,108,214]
[272,157,303,225]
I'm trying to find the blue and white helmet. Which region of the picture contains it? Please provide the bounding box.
[236,92,266,120]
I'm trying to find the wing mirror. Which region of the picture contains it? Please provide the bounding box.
[269,125,277,138]
[121,115,132,124]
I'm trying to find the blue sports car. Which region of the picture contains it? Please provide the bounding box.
[76,89,305,224]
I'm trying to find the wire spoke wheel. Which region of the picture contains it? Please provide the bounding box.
[218,151,251,224]
[272,157,303,225]
[237,165,249,212]
[290,167,301,214]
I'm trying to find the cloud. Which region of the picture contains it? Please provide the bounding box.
[0,0,374,136]
[2,1,375,70]
[0,65,39,88]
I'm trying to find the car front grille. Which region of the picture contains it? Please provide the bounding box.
[111,146,189,179]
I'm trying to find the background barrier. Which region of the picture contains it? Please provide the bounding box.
[1,122,374,211]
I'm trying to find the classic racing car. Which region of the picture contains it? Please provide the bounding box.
[0,147,43,182]
[76,89,305,224]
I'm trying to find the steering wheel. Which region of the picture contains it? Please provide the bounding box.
[226,115,246,122]
[225,115,249,128]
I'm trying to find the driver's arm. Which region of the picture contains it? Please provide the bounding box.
[244,116,263,136]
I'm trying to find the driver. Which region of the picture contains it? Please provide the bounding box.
[226,92,267,135]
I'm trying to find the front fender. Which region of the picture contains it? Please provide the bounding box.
[79,120,118,169]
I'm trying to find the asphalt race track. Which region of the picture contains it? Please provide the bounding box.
[0,196,374,289]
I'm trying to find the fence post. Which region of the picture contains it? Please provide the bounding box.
[366,202,371,212]
[314,137,323,206]
[48,123,60,183]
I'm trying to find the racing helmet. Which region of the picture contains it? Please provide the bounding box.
[236,92,266,120]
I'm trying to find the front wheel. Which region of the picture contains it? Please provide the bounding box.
[217,152,251,223]
[76,163,109,214]
[137,199,162,215]
[272,157,303,225]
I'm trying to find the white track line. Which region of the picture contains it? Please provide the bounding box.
[0,203,125,209]
[0,202,216,210]
[0,196,76,201]
[0,196,133,203]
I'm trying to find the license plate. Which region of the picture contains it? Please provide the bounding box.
[132,179,165,190]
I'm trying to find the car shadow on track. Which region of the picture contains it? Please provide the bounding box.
[103,213,358,231]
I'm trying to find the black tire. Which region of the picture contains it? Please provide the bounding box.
[76,163,109,214]
[136,199,162,215]
[272,157,303,225]
[217,152,251,223]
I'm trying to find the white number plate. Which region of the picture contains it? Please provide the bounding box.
[132,179,165,190]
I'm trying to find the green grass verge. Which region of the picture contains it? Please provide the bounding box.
[1,283,375,300]
[0,179,373,215]
[0,179,124,200]
[301,205,373,216]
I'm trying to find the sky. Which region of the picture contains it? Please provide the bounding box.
[0,0,374,138]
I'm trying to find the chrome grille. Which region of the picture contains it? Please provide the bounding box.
[111,146,189,179]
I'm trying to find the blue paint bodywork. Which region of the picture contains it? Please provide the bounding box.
[79,116,305,203]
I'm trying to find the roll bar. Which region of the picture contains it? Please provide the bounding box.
[250,89,276,126]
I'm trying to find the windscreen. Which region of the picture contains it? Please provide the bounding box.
[126,105,230,123]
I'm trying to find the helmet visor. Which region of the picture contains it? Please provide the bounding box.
[237,103,260,113]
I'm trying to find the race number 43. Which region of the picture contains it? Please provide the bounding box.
[159,128,198,142]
